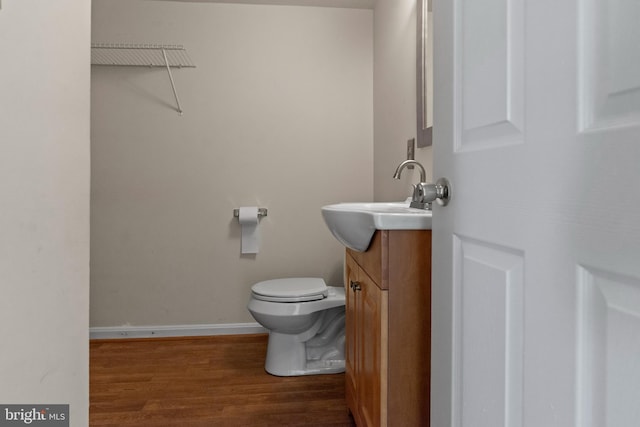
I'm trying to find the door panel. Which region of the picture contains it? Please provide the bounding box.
[345,254,359,420]
[432,0,640,426]
[576,266,640,427]
[459,0,524,150]
[579,0,640,131]
[453,236,524,427]
[358,268,382,427]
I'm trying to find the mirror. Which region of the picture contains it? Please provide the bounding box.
[416,0,433,147]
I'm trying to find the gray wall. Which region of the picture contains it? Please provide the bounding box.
[373,0,433,202]
[0,0,90,423]
[90,0,373,327]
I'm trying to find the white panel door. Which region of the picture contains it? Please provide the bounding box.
[431,0,640,426]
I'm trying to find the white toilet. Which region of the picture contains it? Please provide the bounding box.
[247,277,346,376]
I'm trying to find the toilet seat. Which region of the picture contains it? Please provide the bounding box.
[251,278,328,303]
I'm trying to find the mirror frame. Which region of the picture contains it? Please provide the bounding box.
[416,0,433,147]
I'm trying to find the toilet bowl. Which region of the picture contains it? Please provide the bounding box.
[247,277,346,376]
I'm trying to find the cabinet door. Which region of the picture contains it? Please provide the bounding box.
[344,254,359,421]
[357,267,385,427]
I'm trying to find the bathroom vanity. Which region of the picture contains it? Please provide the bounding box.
[344,229,431,427]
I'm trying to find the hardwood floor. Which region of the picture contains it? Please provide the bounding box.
[90,334,355,427]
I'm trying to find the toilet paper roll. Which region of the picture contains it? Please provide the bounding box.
[238,206,260,254]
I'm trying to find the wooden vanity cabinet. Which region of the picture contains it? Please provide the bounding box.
[344,229,431,427]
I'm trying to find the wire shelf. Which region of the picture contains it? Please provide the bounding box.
[91,43,196,115]
[91,43,195,68]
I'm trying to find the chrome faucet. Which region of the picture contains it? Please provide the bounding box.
[393,160,432,209]
[392,160,426,182]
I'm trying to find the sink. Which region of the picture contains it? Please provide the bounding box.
[321,201,432,252]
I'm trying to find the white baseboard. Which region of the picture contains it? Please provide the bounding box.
[90,322,267,340]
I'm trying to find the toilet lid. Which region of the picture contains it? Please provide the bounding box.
[251,278,328,302]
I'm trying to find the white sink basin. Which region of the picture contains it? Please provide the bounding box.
[321,201,432,252]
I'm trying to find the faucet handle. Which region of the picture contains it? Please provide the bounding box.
[410,182,430,209]
[411,184,421,201]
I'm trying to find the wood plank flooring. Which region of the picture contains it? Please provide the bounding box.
[90,334,355,426]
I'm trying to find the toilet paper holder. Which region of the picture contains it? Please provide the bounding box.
[233,208,268,218]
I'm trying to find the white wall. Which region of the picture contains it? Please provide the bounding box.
[91,0,373,327]
[373,0,433,201]
[159,0,376,7]
[0,0,90,423]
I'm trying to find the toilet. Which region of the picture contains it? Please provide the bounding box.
[247,277,346,376]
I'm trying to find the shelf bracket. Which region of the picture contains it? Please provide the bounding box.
[161,48,183,116]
